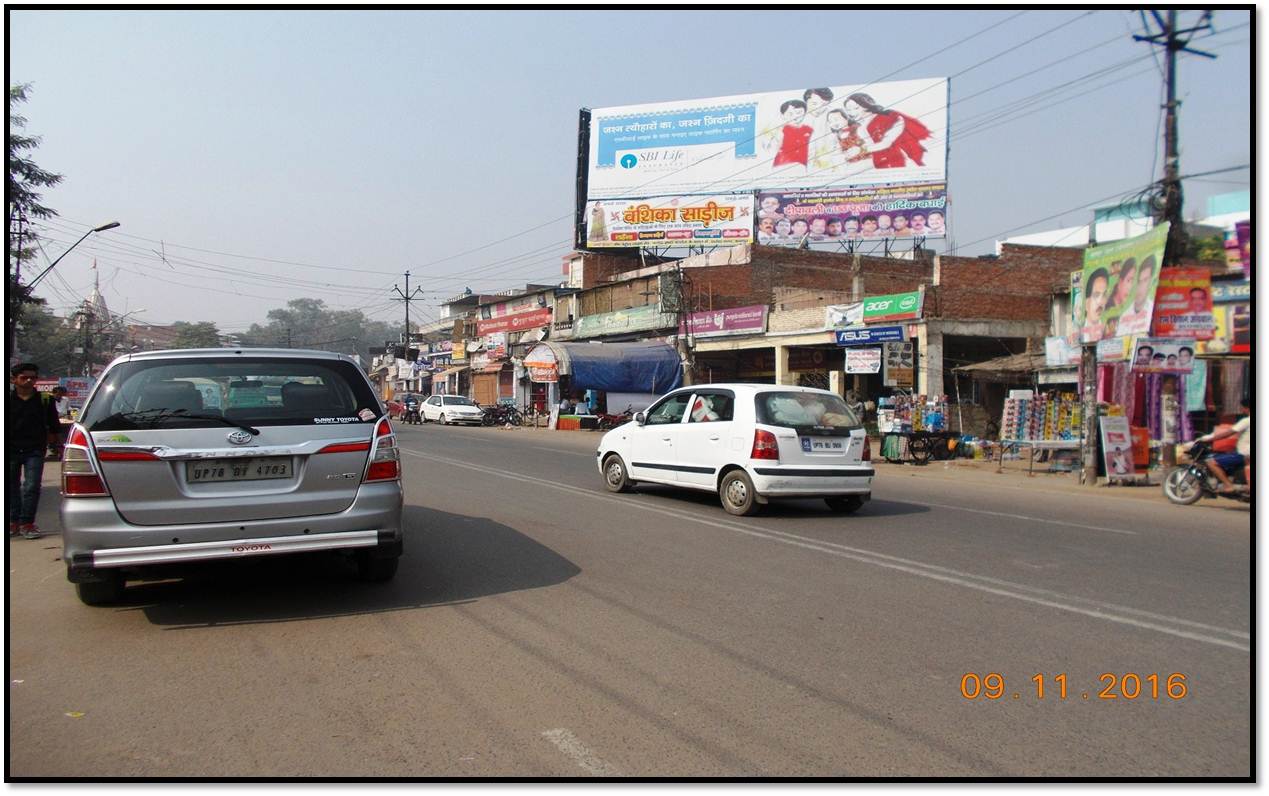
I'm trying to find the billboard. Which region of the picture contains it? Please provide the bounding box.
[585,195,753,248]
[583,78,949,201]
[1077,223,1168,343]
[757,183,946,245]
[1151,267,1213,339]
[476,308,551,335]
[845,348,882,374]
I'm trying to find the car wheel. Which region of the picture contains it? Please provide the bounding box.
[825,496,865,514]
[720,470,761,516]
[439,413,447,425]
[602,454,634,493]
[357,551,399,582]
[76,572,125,606]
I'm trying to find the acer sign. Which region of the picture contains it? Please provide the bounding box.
[476,308,552,335]
[861,290,923,322]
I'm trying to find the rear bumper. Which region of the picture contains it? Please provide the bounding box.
[749,465,874,498]
[61,481,403,581]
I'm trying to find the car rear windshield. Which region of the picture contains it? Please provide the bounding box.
[754,391,862,436]
[80,357,383,431]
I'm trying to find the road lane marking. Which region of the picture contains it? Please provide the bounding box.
[403,448,1250,652]
[915,500,1136,535]
[541,728,621,777]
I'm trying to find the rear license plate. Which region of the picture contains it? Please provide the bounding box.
[186,458,292,483]
[802,437,846,452]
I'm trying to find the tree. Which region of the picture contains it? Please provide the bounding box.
[8,83,64,361]
[170,321,222,349]
[239,298,396,363]
[14,307,80,376]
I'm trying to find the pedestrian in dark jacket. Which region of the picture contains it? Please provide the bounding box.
[8,362,60,539]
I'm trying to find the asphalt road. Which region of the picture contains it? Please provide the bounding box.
[7,422,1251,778]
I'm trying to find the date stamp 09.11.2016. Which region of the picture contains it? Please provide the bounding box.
[960,673,1189,701]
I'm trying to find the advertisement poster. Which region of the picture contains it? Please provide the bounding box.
[757,183,947,246]
[1077,223,1168,343]
[883,341,915,388]
[1233,220,1250,275]
[1095,336,1131,362]
[586,78,949,200]
[845,347,882,374]
[1099,415,1137,479]
[1045,336,1081,367]
[1195,303,1250,356]
[484,332,507,359]
[476,308,551,335]
[826,303,864,328]
[1185,359,1208,412]
[585,195,754,248]
[680,305,767,338]
[1129,337,1197,373]
[1151,267,1213,339]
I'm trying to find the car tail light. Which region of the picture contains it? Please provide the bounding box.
[750,429,780,460]
[317,441,371,455]
[62,424,110,497]
[860,437,871,461]
[363,417,400,482]
[96,450,161,461]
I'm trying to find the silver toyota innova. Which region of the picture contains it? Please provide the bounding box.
[61,348,404,605]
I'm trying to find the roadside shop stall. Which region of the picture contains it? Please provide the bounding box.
[876,393,957,465]
[522,341,682,431]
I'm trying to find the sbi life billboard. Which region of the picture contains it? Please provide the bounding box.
[579,77,949,202]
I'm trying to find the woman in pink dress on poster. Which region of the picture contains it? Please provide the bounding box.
[841,93,931,170]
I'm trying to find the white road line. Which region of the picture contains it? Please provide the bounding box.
[402,448,1250,652]
[914,500,1137,535]
[541,728,622,777]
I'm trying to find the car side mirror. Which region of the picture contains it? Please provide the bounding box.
[634,412,646,426]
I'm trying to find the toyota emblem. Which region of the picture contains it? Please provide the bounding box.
[227,430,253,445]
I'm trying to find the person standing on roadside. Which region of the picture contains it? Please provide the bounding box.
[48,386,71,458]
[8,363,60,539]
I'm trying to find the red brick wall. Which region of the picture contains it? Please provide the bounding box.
[931,244,1085,322]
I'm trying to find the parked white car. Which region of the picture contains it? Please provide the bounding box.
[420,394,485,425]
[596,384,873,516]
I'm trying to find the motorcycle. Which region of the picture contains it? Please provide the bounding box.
[1162,440,1250,505]
[595,405,635,431]
[402,401,422,425]
[481,404,522,427]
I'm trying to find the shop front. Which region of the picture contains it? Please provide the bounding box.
[522,340,682,428]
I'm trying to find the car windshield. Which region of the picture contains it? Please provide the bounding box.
[443,396,477,406]
[80,357,382,431]
[755,391,861,435]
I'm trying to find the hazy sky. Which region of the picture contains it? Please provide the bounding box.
[9,9,1252,333]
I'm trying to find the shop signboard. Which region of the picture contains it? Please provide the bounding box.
[758,183,947,246]
[845,347,882,374]
[574,304,677,338]
[883,341,914,388]
[680,304,767,338]
[1128,337,1197,373]
[476,308,552,335]
[584,77,948,200]
[524,344,560,383]
[35,378,59,393]
[1099,415,1137,479]
[1151,267,1213,339]
[485,332,508,359]
[1045,336,1081,367]
[585,195,754,248]
[834,325,906,346]
[1211,278,1250,304]
[450,342,466,362]
[1077,222,1168,343]
[862,290,922,323]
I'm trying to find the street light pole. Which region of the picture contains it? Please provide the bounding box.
[26,221,121,289]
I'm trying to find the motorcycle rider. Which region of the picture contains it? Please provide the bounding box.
[1199,399,1250,494]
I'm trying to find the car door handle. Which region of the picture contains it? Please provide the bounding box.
[661,437,672,442]
[708,435,720,441]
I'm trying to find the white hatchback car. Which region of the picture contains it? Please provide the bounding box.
[596,384,873,516]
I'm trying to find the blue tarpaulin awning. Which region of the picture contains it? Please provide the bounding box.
[524,341,682,393]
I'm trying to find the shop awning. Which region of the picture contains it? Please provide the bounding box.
[953,351,1046,383]
[432,365,468,383]
[524,341,682,393]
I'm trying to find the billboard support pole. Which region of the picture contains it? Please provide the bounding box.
[1080,343,1098,486]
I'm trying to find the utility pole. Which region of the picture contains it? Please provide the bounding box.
[391,270,426,356]
[1134,10,1215,473]
[286,327,292,348]
[1134,10,1215,266]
